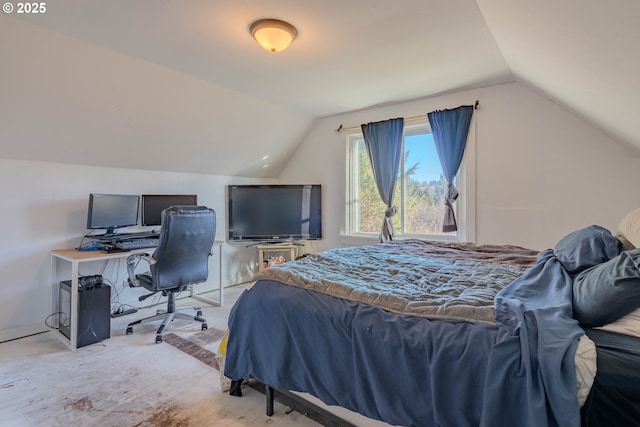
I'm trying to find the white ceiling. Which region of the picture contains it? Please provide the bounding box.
[3,0,640,177]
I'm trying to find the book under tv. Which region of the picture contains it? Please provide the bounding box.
[227,184,322,241]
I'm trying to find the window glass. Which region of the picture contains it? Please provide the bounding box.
[347,125,457,239]
[403,132,452,235]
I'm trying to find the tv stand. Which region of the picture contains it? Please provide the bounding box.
[245,240,305,248]
[257,244,297,271]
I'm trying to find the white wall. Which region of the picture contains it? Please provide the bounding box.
[279,81,640,251]
[4,81,639,342]
[0,159,269,341]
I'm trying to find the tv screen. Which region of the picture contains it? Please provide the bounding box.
[227,185,322,241]
[141,194,198,226]
[86,194,140,235]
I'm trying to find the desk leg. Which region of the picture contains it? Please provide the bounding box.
[50,255,76,351]
[189,244,223,307]
[218,244,223,306]
[50,256,59,329]
[69,261,79,351]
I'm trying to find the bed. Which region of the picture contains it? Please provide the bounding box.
[224,217,640,427]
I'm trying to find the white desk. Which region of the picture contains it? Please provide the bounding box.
[50,241,223,350]
[189,241,224,307]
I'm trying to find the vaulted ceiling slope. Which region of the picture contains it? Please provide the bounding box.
[1,0,639,178]
[477,0,640,151]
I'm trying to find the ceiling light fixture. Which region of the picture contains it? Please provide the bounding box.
[250,18,297,53]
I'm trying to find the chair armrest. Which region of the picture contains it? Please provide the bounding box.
[126,253,157,287]
[128,253,157,266]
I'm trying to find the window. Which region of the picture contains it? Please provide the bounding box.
[346,123,468,240]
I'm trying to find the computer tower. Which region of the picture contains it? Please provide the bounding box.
[59,280,111,348]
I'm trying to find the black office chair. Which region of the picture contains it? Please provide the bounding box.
[125,205,216,344]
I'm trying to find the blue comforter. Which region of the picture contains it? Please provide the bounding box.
[225,226,621,427]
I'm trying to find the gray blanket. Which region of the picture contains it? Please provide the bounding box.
[255,239,538,324]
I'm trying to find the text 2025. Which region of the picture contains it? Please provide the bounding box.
[17,2,46,13]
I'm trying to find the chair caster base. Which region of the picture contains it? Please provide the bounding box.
[126,326,133,335]
[202,323,208,331]
[155,335,163,344]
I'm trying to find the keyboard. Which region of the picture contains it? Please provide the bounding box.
[114,238,159,250]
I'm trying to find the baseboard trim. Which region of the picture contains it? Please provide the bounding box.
[0,323,50,343]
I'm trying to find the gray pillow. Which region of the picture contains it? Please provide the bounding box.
[573,249,640,327]
[553,225,621,274]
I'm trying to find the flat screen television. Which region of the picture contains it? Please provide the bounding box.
[227,185,322,241]
[86,193,140,236]
[141,194,198,226]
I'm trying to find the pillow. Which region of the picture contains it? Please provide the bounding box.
[617,233,635,252]
[553,225,621,274]
[573,249,640,327]
[596,307,640,338]
[618,207,640,248]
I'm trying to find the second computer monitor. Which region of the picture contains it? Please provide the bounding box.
[141,194,198,226]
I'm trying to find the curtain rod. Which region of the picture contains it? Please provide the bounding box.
[335,100,479,133]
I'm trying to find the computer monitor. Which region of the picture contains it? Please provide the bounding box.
[86,193,140,236]
[141,194,198,226]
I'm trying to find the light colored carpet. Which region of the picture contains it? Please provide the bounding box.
[0,288,321,427]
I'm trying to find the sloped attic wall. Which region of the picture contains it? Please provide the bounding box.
[0,16,314,179]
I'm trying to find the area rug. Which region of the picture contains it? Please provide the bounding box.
[163,329,225,370]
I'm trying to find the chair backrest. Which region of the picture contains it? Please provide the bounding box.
[150,205,216,291]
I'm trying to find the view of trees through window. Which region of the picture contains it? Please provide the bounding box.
[353,131,455,237]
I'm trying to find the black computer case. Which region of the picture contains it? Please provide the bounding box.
[59,280,111,348]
